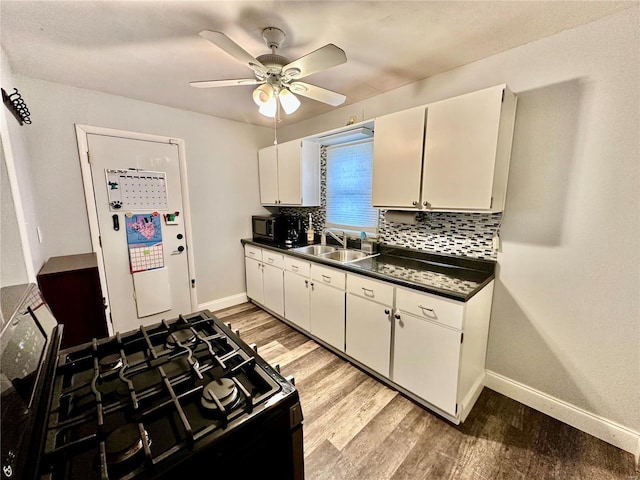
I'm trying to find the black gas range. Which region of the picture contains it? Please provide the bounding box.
[1,283,304,480]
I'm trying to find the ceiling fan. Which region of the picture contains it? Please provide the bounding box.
[190,27,347,117]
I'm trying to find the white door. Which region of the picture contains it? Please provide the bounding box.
[310,282,345,351]
[258,146,278,205]
[393,313,461,416]
[245,257,264,305]
[345,294,391,376]
[85,132,194,334]
[262,263,284,317]
[284,271,310,331]
[276,139,302,205]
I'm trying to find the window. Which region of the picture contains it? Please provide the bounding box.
[325,140,378,233]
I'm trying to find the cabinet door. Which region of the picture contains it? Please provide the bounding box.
[284,270,310,331]
[345,294,391,376]
[310,282,345,351]
[422,86,503,209]
[393,312,461,416]
[262,263,284,317]
[372,106,426,208]
[276,140,302,205]
[245,257,264,305]
[258,145,279,205]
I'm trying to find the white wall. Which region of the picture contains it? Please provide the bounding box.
[281,7,640,450]
[0,46,41,286]
[9,75,272,305]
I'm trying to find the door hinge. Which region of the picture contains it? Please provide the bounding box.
[460,333,464,343]
[501,89,505,102]
[87,150,91,163]
[490,197,493,209]
[98,235,102,248]
[455,403,458,414]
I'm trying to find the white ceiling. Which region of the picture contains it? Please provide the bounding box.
[1,1,634,128]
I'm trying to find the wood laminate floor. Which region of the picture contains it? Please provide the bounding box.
[215,302,637,480]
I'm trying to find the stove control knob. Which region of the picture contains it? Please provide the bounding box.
[273,363,281,373]
[250,343,257,352]
[224,322,231,329]
[233,328,240,336]
[286,375,295,386]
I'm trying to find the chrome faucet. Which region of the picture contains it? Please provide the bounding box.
[321,228,346,248]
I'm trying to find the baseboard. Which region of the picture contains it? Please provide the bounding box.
[198,292,248,313]
[485,370,640,460]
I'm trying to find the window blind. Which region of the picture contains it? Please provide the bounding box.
[326,140,378,233]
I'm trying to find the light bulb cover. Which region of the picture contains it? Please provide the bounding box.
[258,95,277,117]
[279,88,301,115]
[252,84,274,106]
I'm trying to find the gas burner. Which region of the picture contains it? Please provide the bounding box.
[105,424,151,465]
[99,353,123,375]
[201,378,239,411]
[166,328,197,349]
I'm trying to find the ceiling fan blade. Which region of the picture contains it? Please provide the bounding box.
[190,79,263,88]
[199,30,266,75]
[288,82,346,106]
[282,44,347,80]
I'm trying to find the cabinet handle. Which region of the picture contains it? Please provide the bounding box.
[321,275,331,283]
[292,265,299,272]
[310,281,314,290]
[412,201,418,206]
[418,305,436,315]
[362,287,374,297]
[304,279,309,287]
[248,251,255,256]
[394,312,401,320]
[267,257,274,263]
[423,201,430,207]
[384,309,390,315]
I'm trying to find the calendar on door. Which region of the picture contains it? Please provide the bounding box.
[125,213,164,273]
[106,169,168,211]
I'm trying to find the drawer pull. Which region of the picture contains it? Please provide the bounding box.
[292,265,299,272]
[362,287,374,297]
[248,251,255,256]
[321,275,331,283]
[267,257,274,263]
[418,305,437,317]
[384,309,390,315]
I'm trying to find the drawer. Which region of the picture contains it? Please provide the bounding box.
[244,245,262,261]
[311,264,346,290]
[261,250,284,268]
[347,274,394,306]
[396,287,464,330]
[283,255,310,276]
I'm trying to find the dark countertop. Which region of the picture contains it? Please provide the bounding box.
[241,238,495,302]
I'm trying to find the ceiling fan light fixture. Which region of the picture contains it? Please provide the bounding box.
[258,95,278,117]
[252,84,274,106]
[278,88,301,115]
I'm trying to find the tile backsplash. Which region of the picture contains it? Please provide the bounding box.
[280,146,501,260]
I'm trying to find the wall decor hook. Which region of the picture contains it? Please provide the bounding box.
[2,87,31,125]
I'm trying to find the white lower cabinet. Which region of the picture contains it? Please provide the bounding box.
[346,295,392,376]
[392,311,461,416]
[247,244,494,423]
[244,246,284,317]
[345,274,394,377]
[309,265,345,351]
[245,256,264,305]
[262,263,284,317]
[283,256,311,331]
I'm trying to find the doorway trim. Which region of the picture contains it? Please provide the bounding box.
[75,124,197,335]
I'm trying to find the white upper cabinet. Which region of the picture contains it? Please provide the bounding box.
[372,84,517,212]
[258,139,320,206]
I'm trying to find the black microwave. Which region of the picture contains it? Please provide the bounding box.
[252,215,287,243]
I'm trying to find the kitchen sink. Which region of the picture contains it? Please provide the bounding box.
[293,245,339,255]
[321,249,372,263]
